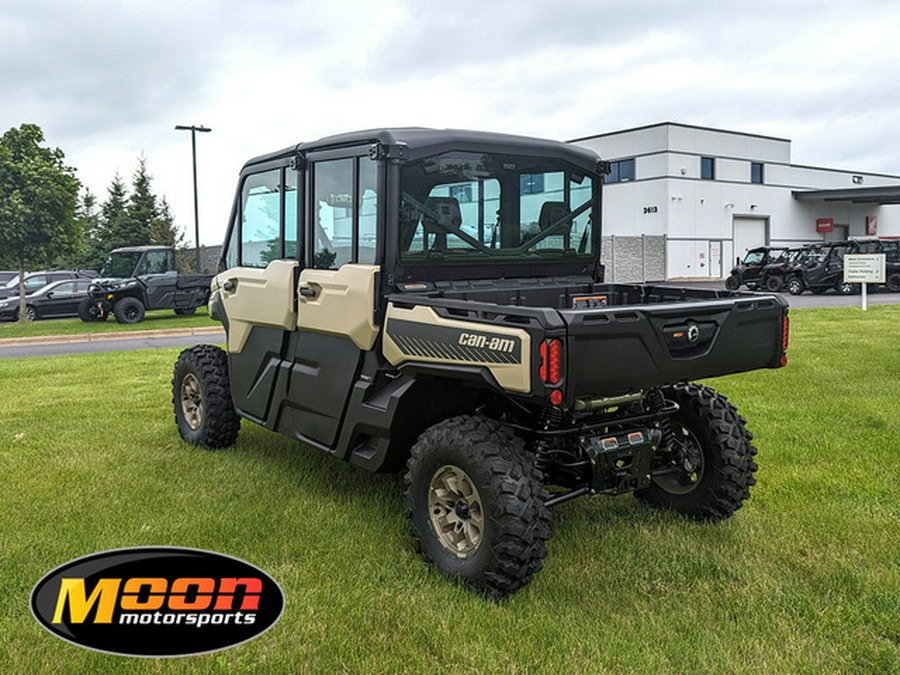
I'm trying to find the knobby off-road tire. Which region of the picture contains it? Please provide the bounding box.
[887,273,900,293]
[786,276,804,295]
[724,275,740,291]
[174,307,197,316]
[404,416,553,599]
[765,275,784,292]
[636,383,758,521]
[172,345,240,449]
[78,298,108,322]
[114,296,145,324]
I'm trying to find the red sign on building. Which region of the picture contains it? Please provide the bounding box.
[866,216,877,235]
[816,218,834,233]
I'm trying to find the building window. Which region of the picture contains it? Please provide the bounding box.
[751,162,764,184]
[701,157,715,180]
[520,173,545,194]
[604,158,635,184]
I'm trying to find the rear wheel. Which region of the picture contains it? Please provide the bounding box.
[887,273,900,293]
[405,416,552,598]
[786,276,804,295]
[836,281,858,295]
[172,345,240,449]
[114,297,145,323]
[636,383,757,521]
[724,275,740,291]
[174,307,197,316]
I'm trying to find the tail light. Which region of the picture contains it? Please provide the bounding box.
[539,339,563,385]
[780,312,790,367]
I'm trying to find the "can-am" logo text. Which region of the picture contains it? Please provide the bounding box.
[458,333,517,353]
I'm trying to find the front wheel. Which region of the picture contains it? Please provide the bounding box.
[78,298,108,322]
[636,383,758,521]
[404,416,552,598]
[724,275,740,291]
[765,275,784,292]
[172,345,240,449]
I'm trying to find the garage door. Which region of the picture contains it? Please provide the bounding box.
[733,217,767,265]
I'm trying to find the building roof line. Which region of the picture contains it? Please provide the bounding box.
[568,121,790,145]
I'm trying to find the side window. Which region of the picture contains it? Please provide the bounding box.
[24,275,46,290]
[53,282,75,295]
[240,170,281,268]
[313,159,354,269]
[358,159,378,264]
[285,169,299,260]
[145,250,170,274]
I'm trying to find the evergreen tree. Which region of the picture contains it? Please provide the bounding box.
[149,197,184,248]
[75,188,104,269]
[97,173,140,253]
[127,155,157,243]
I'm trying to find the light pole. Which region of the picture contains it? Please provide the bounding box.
[175,124,211,272]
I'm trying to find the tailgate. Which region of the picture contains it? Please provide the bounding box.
[559,295,787,398]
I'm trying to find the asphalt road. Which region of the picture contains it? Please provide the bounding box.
[0,283,895,360]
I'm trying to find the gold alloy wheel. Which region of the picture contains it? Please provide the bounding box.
[180,373,204,431]
[427,465,485,559]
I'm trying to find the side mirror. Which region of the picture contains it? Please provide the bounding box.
[46,292,54,298]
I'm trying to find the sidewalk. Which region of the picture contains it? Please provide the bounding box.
[0,325,224,347]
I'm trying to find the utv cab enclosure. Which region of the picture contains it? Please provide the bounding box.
[173,128,789,597]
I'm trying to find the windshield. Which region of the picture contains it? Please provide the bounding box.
[742,250,766,265]
[399,151,596,264]
[2,275,20,289]
[100,251,142,278]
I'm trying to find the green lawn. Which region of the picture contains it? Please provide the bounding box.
[0,306,218,340]
[0,306,897,672]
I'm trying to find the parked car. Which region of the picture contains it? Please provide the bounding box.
[0,270,97,301]
[0,278,93,321]
[725,246,788,290]
[0,272,17,286]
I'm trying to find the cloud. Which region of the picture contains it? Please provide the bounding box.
[2,0,900,246]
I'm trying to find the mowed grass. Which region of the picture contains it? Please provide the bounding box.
[0,306,218,339]
[0,305,897,673]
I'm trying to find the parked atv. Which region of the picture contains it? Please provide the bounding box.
[725,246,788,290]
[81,246,212,323]
[785,242,858,295]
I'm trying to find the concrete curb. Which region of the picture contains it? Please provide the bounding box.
[0,325,224,347]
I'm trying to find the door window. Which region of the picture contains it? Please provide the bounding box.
[312,157,379,269]
[240,170,282,268]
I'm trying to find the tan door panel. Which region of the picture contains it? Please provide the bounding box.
[297,264,379,350]
[213,260,298,353]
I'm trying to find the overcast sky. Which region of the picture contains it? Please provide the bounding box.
[4,0,900,247]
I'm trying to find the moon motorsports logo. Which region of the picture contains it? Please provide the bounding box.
[30,547,284,658]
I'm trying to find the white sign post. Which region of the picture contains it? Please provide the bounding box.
[843,254,886,311]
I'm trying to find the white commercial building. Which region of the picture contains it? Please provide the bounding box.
[571,122,900,280]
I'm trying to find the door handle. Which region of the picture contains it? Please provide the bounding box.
[223,280,236,292]
[299,286,317,298]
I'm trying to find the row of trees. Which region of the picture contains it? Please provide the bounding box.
[0,123,184,279]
